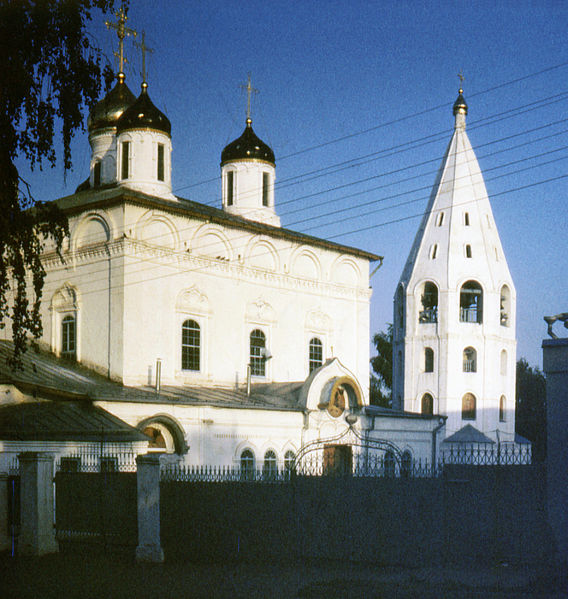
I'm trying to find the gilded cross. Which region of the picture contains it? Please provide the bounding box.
[135,31,154,83]
[105,7,137,75]
[458,70,465,89]
[239,73,259,121]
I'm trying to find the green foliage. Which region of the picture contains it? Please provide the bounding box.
[0,0,120,368]
[516,358,546,461]
[370,324,393,408]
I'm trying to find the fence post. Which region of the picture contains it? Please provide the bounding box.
[135,454,164,563]
[18,452,58,556]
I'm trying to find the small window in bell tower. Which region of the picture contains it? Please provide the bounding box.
[121,141,130,180]
[157,144,164,181]
[93,161,101,188]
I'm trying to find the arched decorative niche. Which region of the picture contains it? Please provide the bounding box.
[135,211,178,250]
[331,256,361,286]
[290,246,321,281]
[245,237,279,272]
[190,224,232,260]
[73,212,111,249]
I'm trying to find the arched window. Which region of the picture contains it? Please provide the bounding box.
[284,450,295,472]
[262,172,270,207]
[309,337,323,373]
[263,450,277,479]
[384,451,396,478]
[424,347,434,373]
[419,282,438,323]
[500,350,507,376]
[121,141,130,179]
[500,285,511,327]
[396,284,404,329]
[181,319,200,371]
[462,393,476,420]
[240,449,255,480]
[460,280,483,323]
[61,315,76,359]
[463,347,477,372]
[401,451,412,479]
[465,244,472,258]
[499,395,507,422]
[250,329,266,376]
[464,212,470,226]
[430,244,438,259]
[226,171,235,206]
[157,143,165,181]
[421,393,434,415]
[436,212,444,226]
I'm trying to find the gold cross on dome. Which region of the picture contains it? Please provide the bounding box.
[240,73,259,121]
[135,31,154,84]
[458,70,465,89]
[105,7,137,75]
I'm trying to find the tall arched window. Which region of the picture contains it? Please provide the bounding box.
[93,161,101,187]
[424,347,434,373]
[460,280,483,323]
[419,282,438,323]
[250,329,266,376]
[500,350,508,376]
[309,337,323,373]
[284,450,295,472]
[500,285,511,327]
[396,284,405,329]
[384,451,396,478]
[463,347,477,372]
[421,393,434,415]
[499,396,507,422]
[263,450,277,479]
[181,319,200,371]
[240,449,255,480]
[462,393,476,420]
[61,315,76,359]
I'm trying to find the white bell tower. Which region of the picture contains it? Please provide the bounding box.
[392,85,517,443]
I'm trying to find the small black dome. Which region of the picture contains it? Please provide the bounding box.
[88,76,136,132]
[116,85,171,136]
[453,89,468,116]
[221,119,275,165]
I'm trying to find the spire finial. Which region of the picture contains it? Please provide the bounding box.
[458,69,465,93]
[240,73,259,125]
[134,31,154,90]
[105,6,137,80]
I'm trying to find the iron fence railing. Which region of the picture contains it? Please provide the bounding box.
[442,443,532,466]
[56,451,137,473]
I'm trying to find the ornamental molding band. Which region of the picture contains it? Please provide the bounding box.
[245,298,276,323]
[305,309,332,332]
[544,313,568,339]
[176,286,210,315]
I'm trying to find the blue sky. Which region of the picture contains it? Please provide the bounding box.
[16,1,568,368]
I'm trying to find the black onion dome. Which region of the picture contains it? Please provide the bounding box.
[453,89,468,115]
[221,119,275,165]
[88,77,136,132]
[116,85,171,136]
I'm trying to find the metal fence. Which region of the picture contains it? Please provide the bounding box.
[56,451,138,473]
[442,442,532,466]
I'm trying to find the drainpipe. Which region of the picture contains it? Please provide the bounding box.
[155,359,162,394]
[246,364,251,396]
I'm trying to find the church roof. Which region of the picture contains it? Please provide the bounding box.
[57,186,381,262]
[0,341,305,413]
[443,424,494,444]
[117,84,171,136]
[87,76,137,132]
[0,400,148,443]
[221,119,275,165]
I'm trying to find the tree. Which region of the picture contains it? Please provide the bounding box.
[0,0,120,367]
[515,358,546,461]
[370,324,393,408]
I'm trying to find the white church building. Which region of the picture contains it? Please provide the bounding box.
[0,17,528,483]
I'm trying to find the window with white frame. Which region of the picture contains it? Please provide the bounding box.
[61,315,77,360]
[250,329,266,376]
[240,449,255,480]
[181,319,200,371]
[263,450,277,479]
[309,337,323,373]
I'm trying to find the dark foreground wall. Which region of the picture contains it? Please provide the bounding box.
[160,465,552,566]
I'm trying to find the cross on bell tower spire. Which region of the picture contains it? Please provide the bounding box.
[240,73,259,126]
[105,6,137,81]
